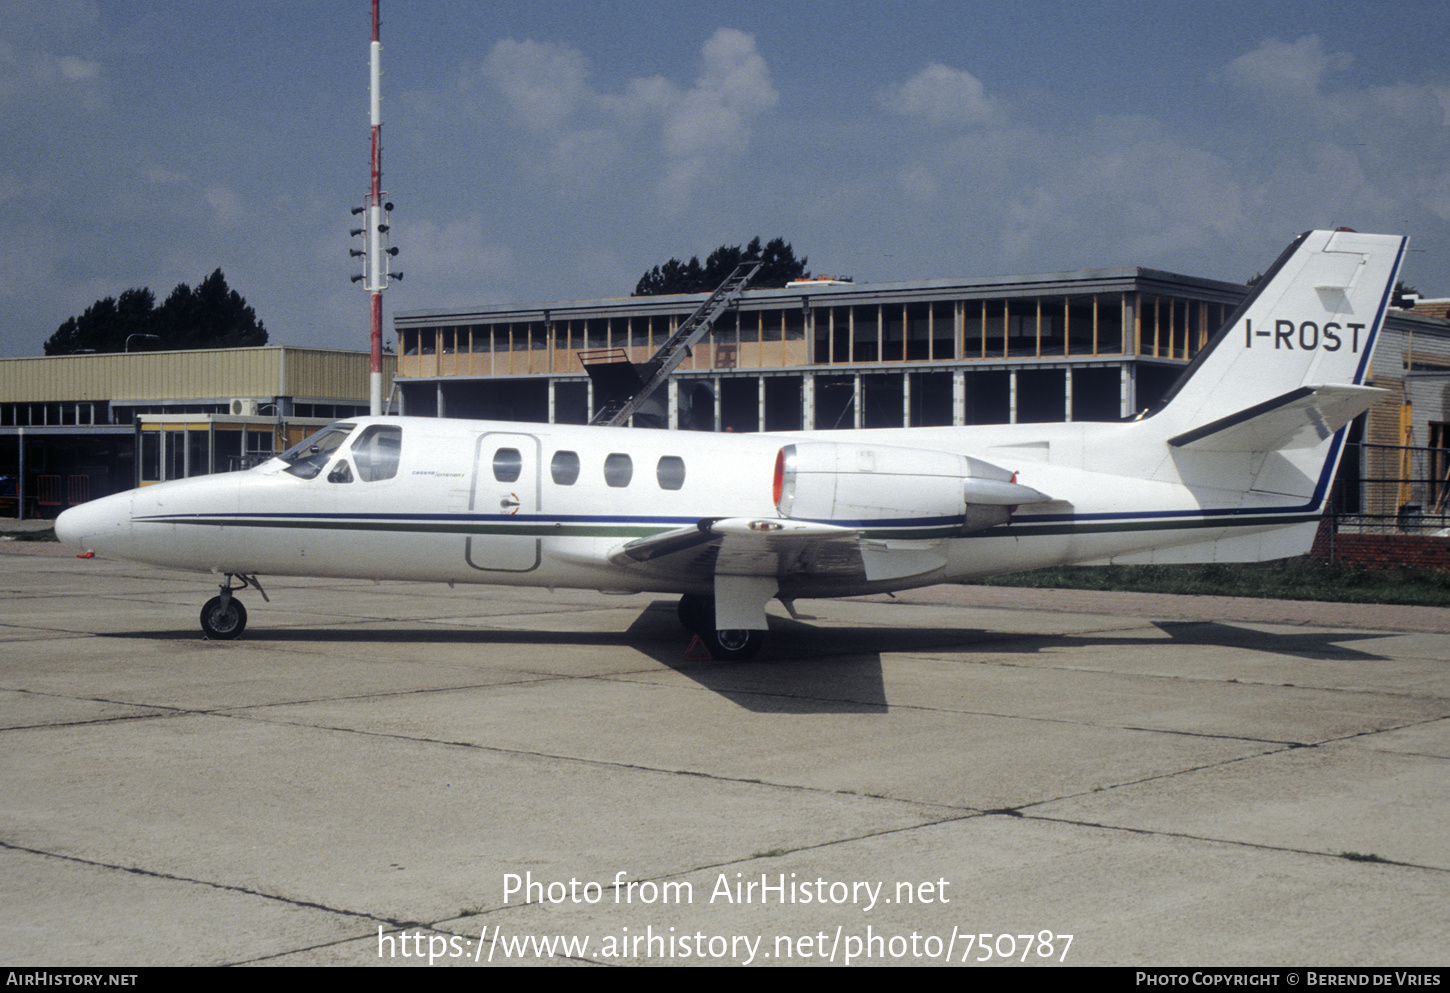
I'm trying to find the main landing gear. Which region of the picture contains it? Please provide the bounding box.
[200,574,267,640]
[676,593,765,662]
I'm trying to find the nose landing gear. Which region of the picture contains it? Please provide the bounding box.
[200,574,267,640]
[200,595,247,640]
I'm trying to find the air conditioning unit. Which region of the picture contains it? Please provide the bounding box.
[230,398,259,416]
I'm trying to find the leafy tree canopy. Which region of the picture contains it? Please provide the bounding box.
[43,269,268,355]
[634,237,808,296]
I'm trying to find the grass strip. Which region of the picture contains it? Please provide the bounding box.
[974,559,1450,608]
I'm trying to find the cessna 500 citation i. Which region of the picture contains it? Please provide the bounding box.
[56,229,1407,659]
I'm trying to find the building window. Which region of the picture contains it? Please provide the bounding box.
[1430,423,1450,516]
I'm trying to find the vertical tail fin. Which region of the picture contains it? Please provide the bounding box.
[1139,230,1407,519]
[1093,231,1409,565]
[1150,229,1407,438]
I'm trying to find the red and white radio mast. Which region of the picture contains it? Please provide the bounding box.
[351,0,400,415]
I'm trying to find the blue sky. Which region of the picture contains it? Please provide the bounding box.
[3,0,1448,357]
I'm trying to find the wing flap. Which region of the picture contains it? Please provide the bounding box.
[612,514,958,590]
[611,518,859,567]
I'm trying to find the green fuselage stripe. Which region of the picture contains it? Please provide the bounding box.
[144,513,1315,541]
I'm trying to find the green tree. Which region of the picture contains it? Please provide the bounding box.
[43,269,268,355]
[634,237,808,295]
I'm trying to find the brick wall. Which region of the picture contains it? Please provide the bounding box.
[1309,516,1450,569]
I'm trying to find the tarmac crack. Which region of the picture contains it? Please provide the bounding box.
[203,708,982,815]
[998,732,1450,873]
[0,838,425,932]
[0,687,223,730]
[599,672,1332,746]
[1015,813,1450,875]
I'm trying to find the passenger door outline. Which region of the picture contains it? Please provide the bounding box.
[466,431,542,573]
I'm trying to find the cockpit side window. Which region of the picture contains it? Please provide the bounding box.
[351,425,402,482]
[280,424,356,479]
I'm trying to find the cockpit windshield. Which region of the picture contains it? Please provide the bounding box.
[278,423,355,479]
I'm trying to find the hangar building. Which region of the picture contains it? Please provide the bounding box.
[0,347,389,517]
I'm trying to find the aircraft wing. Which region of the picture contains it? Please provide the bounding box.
[610,516,954,629]
[611,518,873,581]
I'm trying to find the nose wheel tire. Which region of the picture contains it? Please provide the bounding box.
[200,596,247,640]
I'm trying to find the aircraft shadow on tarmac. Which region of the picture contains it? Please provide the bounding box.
[99,601,1397,715]
[1140,620,1395,662]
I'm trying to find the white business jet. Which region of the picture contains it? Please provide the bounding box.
[56,229,1406,659]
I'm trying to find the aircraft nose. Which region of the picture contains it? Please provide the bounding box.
[54,491,133,552]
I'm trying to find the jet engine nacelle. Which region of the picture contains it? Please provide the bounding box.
[773,441,1046,532]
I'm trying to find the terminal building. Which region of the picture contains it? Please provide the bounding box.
[393,266,1242,430]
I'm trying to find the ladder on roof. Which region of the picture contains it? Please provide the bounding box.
[582,261,761,427]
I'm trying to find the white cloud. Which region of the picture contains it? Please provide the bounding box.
[401,217,517,286]
[661,28,777,160]
[58,55,99,81]
[879,63,995,127]
[204,184,243,226]
[0,42,107,109]
[1223,35,1352,101]
[482,38,589,137]
[478,28,777,209]
[1434,85,1450,126]
[1223,34,1447,134]
[1220,36,1450,232]
[139,168,244,227]
[897,164,939,200]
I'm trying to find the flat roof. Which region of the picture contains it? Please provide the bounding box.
[0,346,395,404]
[395,266,1252,328]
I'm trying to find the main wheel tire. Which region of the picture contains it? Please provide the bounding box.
[700,627,764,662]
[677,593,714,633]
[200,596,247,640]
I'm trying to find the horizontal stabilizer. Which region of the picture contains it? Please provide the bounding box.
[1168,384,1385,452]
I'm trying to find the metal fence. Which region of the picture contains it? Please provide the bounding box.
[1329,442,1450,535]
